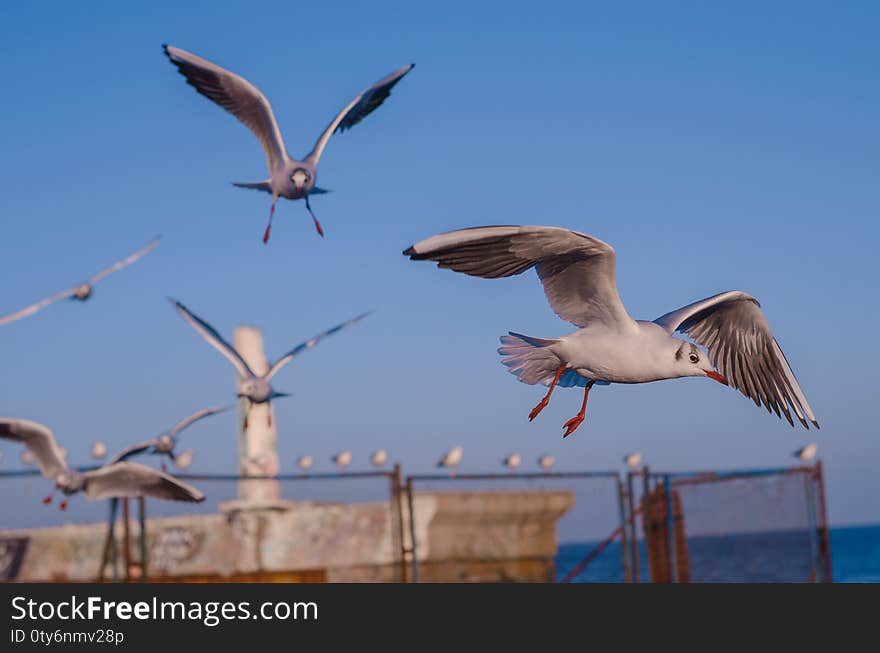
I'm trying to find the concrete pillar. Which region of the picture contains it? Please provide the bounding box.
[234,326,280,502]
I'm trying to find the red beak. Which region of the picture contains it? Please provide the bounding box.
[705,370,728,385]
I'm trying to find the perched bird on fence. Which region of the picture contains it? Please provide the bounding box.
[537,454,555,471]
[107,405,229,470]
[437,446,463,471]
[793,443,818,462]
[172,450,194,469]
[503,453,522,471]
[170,299,369,406]
[332,451,353,472]
[0,237,160,326]
[0,418,205,510]
[405,225,818,438]
[163,45,415,243]
[623,452,643,469]
[296,455,314,472]
[91,441,108,461]
[370,449,388,467]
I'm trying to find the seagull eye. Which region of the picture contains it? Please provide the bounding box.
[689,353,699,364]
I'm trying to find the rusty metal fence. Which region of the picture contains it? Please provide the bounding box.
[624,463,832,582]
[402,471,626,583]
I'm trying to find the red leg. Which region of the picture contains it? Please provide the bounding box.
[263,200,277,244]
[562,380,595,438]
[59,500,68,511]
[529,366,567,421]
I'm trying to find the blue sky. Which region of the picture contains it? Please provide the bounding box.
[0,2,877,528]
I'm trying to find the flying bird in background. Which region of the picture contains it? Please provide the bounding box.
[0,418,205,510]
[107,405,229,470]
[405,226,818,437]
[163,45,414,243]
[0,237,160,326]
[169,299,369,405]
[794,443,818,462]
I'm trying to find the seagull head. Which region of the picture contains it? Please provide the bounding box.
[290,168,312,194]
[55,470,85,495]
[72,284,93,301]
[238,378,273,403]
[156,434,175,453]
[672,341,727,385]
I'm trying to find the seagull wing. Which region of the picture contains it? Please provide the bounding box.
[169,299,255,379]
[266,312,370,380]
[106,439,158,465]
[167,404,231,437]
[0,286,79,325]
[83,462,205,502]
[405,225,634,329]
[0,418,68,479]
[89,237,161,285]
[654,290,818,429]
[305,64,414,166]
[164,45,288,174]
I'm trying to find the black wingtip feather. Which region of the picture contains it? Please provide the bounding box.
[403,246,416,257]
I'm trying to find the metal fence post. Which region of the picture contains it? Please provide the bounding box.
[616,477,631,582]
[405,476,419,582]
[390,464,408,583]
[815,461,833,582]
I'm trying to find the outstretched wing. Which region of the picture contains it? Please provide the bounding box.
[169,299,255,379]
[654,290,818,429]
[305,64,414,165]
[167,404,231,437]
[266,312,371,380]
[106,439,157,465]
[83,462,205,502]
[0,286,78,325]
[0,418,68,479]
[405,225,634,329]
[164,45,288,174]
[89,237,161,285]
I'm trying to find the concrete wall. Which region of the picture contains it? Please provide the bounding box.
[0,490,574,583]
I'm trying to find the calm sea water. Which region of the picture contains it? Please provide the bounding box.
[556,524,880,583]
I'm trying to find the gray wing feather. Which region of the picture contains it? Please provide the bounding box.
[89,237,161,285]
[0,418,68,479]
[169,299,254,379]
[164,45,288,174]
[404,225,634,329]
[106,440,157,465]
[267,312,370,380]
[0,286,78,325]
[306,64,414,165]
[654,291,818,429]
[167,405,230,437]
[83,462,205,502]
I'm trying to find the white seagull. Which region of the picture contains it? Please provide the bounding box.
[793,443,818,462]
[623,452,643,469]
[91,441,108,461]
[0,237,160,326]
[172,449,194,469]
[503,453,522,471]
[437,446,463,470]
[332,451,353,471]
[0,418,205,510]
[170,299,369,404]
[370,449,388,467]
[537,454,556,471]
[107,405,230,468]
[163,45,414,243]
[405,226,818,437]
[296,455,314,472]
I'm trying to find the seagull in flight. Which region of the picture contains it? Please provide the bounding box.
[107,405,230,469]
[0,237,160,326]
[169,299,369,404]
[0,418,205,510]
[163,45,414,243]
[405,225,818,437]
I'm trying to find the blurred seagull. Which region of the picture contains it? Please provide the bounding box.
[370,449,388,467]
[332,451,352,471]
[170,299,369,404]
[624,452,643,469]
[163,45,414,243]
[0,237,160,326]
[107,405,229,469]
[20,449,36,466]
[794,443,818,462]
[91,441,108,461]
[0,418,205,510]
[405,226,818,437]
[296,455,314,472]
[538,455,555,471]
[503,453,522,471]
[437,446,463,470]
[172,449,194,469]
